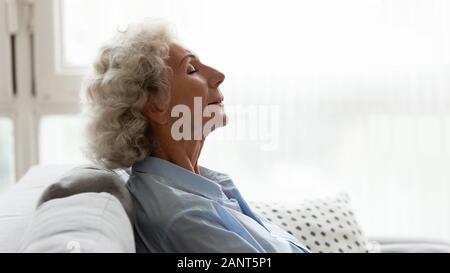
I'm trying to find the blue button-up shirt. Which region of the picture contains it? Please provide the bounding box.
[126,156,310,253]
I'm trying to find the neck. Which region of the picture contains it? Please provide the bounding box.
[151,126,204,174]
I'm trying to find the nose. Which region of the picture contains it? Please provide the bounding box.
[208,67,225,89]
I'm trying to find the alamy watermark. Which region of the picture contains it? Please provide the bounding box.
[170,97,279,151]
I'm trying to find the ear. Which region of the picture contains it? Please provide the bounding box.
[144,101,169,125]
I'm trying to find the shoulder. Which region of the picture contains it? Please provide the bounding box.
[128,172,224,251]
[128,171,221,226]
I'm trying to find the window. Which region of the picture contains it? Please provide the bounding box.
[0,117,14,192]
[0,0,13,102]
[28,0,450,240]
[39,115,87,165]
[0,0,15,191]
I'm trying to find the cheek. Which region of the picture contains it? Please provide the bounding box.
[170,78,208,107]
[190,79,209,101]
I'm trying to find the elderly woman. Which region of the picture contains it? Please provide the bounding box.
[79,22,309,253]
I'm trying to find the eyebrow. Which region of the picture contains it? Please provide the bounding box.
[178,53,197,67]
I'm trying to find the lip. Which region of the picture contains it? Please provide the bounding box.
[208,96,224,105]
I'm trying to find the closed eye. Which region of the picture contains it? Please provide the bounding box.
[187,64,197,74]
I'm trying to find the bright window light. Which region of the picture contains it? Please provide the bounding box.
[56,0,450,239]
[39,115,88,165]
[0,117,14,192]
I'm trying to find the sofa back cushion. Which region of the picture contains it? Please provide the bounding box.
[0,164,133,253]
[19,192,135,253]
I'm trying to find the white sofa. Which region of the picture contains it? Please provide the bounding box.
[0,164,449,253]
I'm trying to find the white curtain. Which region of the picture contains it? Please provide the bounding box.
[53,0,450,239]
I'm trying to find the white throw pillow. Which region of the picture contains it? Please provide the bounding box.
[19,192,135,253]
[249,193,371,253]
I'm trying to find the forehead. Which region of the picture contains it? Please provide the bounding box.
[168,43,193,62]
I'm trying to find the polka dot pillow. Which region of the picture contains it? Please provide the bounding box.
[249,193,370,253]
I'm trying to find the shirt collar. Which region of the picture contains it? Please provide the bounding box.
[132,156,230,202]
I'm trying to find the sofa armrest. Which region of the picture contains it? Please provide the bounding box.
[20,192,135,253]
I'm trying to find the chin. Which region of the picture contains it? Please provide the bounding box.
[215,109,228,129]
[203,110,227,138]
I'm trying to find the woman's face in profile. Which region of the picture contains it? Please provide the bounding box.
[166,43,227,138]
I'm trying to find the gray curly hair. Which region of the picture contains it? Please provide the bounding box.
[82,21,175,169]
